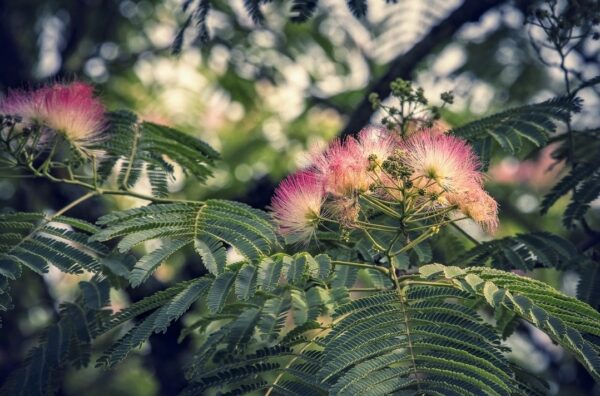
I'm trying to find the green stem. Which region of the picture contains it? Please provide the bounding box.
[362,229,386,251]
[386,231,404,256]
[121,122,141,189]
[399,279,453,287]
[332,260,389,275]
[355,220,398,232]
[38,140,58,173]
[349,287,387,292]
[5,191,98,256]
[53,191,99,217]
[387,255,422,394]
[406,205,457,222]
[27,160,196,204]
[91,155,99,188]
[389,229,436,256]
[361,194,401,219]
[98,188,197,204]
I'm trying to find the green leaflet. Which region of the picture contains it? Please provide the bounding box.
[541,130,600,226]
[578,258,600,310]
[235,264,257,300]
[0,280,111,396]
[182,324,327,396]
[206,252,334,312]
[129,239,189,287]
[208,271,236,313]
[97,277,211,368]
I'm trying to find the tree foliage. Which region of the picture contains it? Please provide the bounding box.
[1,1,600,394]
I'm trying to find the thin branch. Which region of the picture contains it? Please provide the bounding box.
[349,287,387,292]
[332,260,389,275]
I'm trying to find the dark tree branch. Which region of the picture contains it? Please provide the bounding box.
[340,0,507,137]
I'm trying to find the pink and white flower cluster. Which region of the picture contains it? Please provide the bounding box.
[271,126,498,243]
[0,81,106,156]
[398,131,498,232]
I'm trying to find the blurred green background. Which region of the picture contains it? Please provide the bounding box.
[1,0,599,394]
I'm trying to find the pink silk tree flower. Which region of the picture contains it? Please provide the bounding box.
[311,126,398,197]
[37,82,106,156]
[355,126,398,166]
[399,130,498,231]
[398,130,483,197]
[0,88,46,124]
[271,170,325,243]
[450,183,499,233]
[311,138,373,196]
[356,126,402,197]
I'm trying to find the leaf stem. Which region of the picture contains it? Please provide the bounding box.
[389,228,436,256]
[348,287,387,292]
[387,256,422,394]
[331,260,389,275]
[361,194,402,219]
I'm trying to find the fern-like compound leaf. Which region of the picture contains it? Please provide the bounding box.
[420,264,600,382]
[452,231,577,270]
[452,96,581,162]
[319,287,519,395]
[97,111,218,197]
[0,280,111,396]
[183,328,327,395]
[0,212,107,285]
[93,200,278,285]
[97,277,211,368]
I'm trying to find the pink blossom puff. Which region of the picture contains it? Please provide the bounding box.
[38,82,106,155]
[310,126,397,197]
[271,171,325,243]
[356,126,402,199]
[398,130,483,196]
[1,82,106,156]
[1,88,51,148]
[450,183,499,233]
[355,126,398,165]
[312,138,372,196]
[0,88,46,124]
